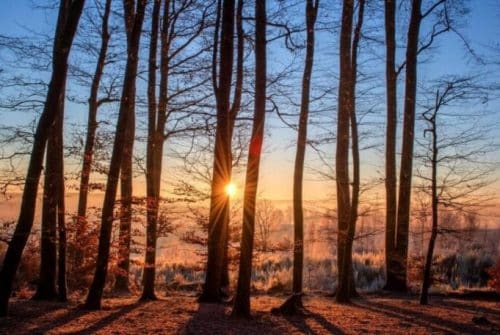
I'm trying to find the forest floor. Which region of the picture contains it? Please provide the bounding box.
[0,292,499,334]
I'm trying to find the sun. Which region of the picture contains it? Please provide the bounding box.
[225,182,237,198]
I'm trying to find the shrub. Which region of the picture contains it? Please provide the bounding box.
[487,259,500,292]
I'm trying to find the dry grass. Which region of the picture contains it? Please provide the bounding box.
[0,293,499,334]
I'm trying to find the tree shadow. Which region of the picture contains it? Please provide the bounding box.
[282,308,345,335]
[355,299,493,334]
[30,300,144,334]
[183,302,288,334]
[437,298,500,317]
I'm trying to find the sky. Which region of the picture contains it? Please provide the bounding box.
[0,0,499,207]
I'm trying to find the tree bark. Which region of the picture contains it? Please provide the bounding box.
[347,0,365,298]
[56,92,68,302]
[141,0,163,300]
[33,123,59,301]
[85,0,147,310]
[231,0,266,318]
[394,0,422,292]
[335,0,354,304]
[291,0,318,307]
[384,0,399,291]
[0,0,85,316]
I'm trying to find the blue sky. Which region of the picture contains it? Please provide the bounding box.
[0,0,498,203]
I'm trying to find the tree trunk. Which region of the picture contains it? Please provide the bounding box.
[231,0,266,318]
[56,92,68,302]
[347,0,365,298]
[114,0,142,295]
[384,0,399,291]
[394,0,422,292]
[0,0,85,316]
[34,0,72,301]
[219,0,245,294]
[33,125,59,301]
[114,117,133,293]
[201,0,234,303]
[288,0,318,311]
[85,0,146,310]
[141,0,162,300]
[75,0,112,269]
[335,0,354,304]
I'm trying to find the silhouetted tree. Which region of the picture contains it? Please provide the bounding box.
[85,0,147,310]
[335,0,354,304]
[277,0,319,314]
[417,77,494,304]
[201,0,235,302]
[0,0,85,316]
[232,0,266,318]
[75,0,113,267]
[386,0,457,291]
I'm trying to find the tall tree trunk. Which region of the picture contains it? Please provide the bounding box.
[201,0,234,303]
[280,0,318,313]
[347,0,365,298]
[114,0,142,295]
[335,0,354,304]
[56,91,68,302]
[0,0,85,316]
[220,0,245,293]
[231,0,266,318]
[34,0,72,302]
[85,0,147,310]
[141,0,162,300]
[384,0,399,291]
[394,0,422,292]
[75,0,112,268]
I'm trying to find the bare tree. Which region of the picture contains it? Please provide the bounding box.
[201,0,235,303]
[417,77,495,304]
[387,0,459,291]
[276,0,319,314]
[232,0,266,317]
[140,0,212,300]
[0,0,85,316]
[335,0,354,304]
[85,0,147,310]
[75,0,113,267]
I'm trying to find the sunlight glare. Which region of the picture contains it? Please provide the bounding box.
[225,182,237,198]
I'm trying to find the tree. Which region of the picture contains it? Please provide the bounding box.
[0,0,85,316]
[115,0,139,294]
[417,77,494,304]
[140,0,162,300]
[75,0,113,268]
[34,0,74,302]
[201,0,235,303]
[335,0,354,303]
[346,0,365,299]
[85,0,147,310]
[383,0,398,291]
[277,0,319,314]
[232,0,266,317]
[141,0,211,300]
[386,0,457,291]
